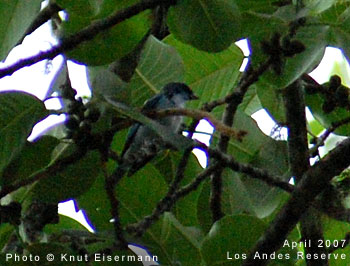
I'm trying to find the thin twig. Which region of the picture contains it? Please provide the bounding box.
[310,117,350,156]
[146,108,247,140]
[208,148,294,193]
[202,59,272,112]
[126,164,216,236]
[104,169,128,248]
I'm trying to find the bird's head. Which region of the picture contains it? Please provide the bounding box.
[162,82,198,101]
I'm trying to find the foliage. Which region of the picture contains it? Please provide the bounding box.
[1,0,350,265]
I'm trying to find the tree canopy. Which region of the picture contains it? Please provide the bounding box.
[1,0,350,265]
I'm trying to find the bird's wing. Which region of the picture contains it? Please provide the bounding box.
[121,123,140,157]
[121,93,161,158]
[141,93,162,111]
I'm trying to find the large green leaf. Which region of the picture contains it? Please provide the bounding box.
[127,35,185,107]
[59,0,150,65]
[87,65,128,100]
[211,111,289,217]
[29,151,100,203]
[76,129,167,231]
[211,110,268,163]
[153,151,204,227]
[306,93,350,136]
[0,92,48,175]
[0,224,14,251]
[239,138,290,218]
[201,215,296,265]
[0,0,42,60]
[167,0,241,52]
[256,78,286,123]
[304,0,338,15]
[142,213,203,266]
[239,85,262,116]
[44,214,88,234]
[76,168,112,231]
[1,136,59,186]
[116,163,168,225]
[165,35,243,117]
[240,12,287,67]
[201,215,266,265]
[256,25,327,95]
[321,6,350,64]
[322,216,350,266]
[56,0,97,17]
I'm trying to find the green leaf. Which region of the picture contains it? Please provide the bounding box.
[221,170,258,217]
[308,118,325,137]
[87,65,128,100]
[324,7,350,63]
[196,180,212,233]
[60,0,151,65]
[116,163,168,225]
[168,0,241,52]
[0,0,42,60]
[201,215,266,265]
[56,0,97,17]
[239,138,289,218]
[165,35,243,117]
[211,110,267,163]
[44,214,88,234]
[143,213,203,266]
[239,85,262,116]
[77,129,167,231]
[127,35,185,107]
[1,136,59,186]
[153,151,204,227]
[76,168,112,231]
[259,25,328,89]
[306,93,350,136]
[236,0,280,14]
[29,151,100,203]
[0,224,14,251]
[240,13,287,66]
[304,0,337,15]
[0,92,48,175]
[211,111,289,217]
[256,79,286,123]
[322,216,350,266]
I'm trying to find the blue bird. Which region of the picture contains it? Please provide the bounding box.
[114,82,198,179]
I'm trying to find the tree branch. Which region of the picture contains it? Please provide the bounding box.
[208,60,272,222]
[0,0,176,79]
[283,80,327,265]
[243,137,350,266]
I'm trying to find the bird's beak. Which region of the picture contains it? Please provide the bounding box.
[190,93,199,100]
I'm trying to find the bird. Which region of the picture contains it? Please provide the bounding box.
[113,82,198,180]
